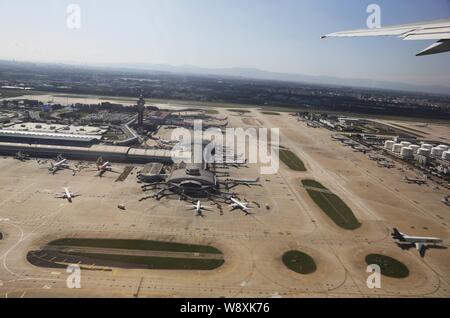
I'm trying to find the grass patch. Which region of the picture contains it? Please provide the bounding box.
[29,238,224,270]
[365,254,409,278]
[279,149,306,171]
[49,238,222,254]
[204,109,219,114]
[282,250,316,274]
[69,253,224,270]
[261,111,281,116]
[227,109,251,113]
[301,179,361,230]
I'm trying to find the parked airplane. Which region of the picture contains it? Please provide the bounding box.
[442,196,450,207]
[222,158,248,168]
[48,156,76,175]
[157,138,179,145]
[95,157,120,177]
[224,177,261,189]
[54,187,80,203]
[14,151,30,161]
[229,197,253,214]
[186,201,211,216]
[404,176,427,184]
[322,18,450,56]
[392,228,444,257]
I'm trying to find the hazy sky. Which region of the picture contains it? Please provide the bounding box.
[0,0,449,86]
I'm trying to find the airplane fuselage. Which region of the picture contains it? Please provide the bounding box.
[402,236,443,244]
[64,187,72,202]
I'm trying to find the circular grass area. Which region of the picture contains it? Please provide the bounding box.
[365,254,409,278]
[282,250,317,275]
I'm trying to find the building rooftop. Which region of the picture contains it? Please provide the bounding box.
[168,164,216,186]
[2,122,107,136]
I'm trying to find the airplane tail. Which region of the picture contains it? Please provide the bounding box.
[392,228,404,240]
[96,157,103,169]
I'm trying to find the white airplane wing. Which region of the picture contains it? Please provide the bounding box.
[322,19,450,56]
[54,193,66,198]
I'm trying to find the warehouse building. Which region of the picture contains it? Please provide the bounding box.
[0,122,107,146]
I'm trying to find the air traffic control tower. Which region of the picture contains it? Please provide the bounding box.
[136,95,145,127]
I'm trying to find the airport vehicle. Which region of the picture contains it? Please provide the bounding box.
[14,151,30,161]
[322,18,450,56]
[54,187,80,203]
[186,200,211,216]
[229,197,253,214]
[392,228,443,257]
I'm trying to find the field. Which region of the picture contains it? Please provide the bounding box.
[260,111,281,116]
[282,250,317,274]
[365,254,410,278]
[28,238,224,270]
[0,106,449,297]
[301,179,361,230]
[279,149,307,171]
[49,238,222,254]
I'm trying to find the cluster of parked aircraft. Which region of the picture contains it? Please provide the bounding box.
[186,197,254,217]
[12,151,445,258]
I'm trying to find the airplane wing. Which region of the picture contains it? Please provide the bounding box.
[415,242,427,258]
[97,170,106,177]
[54,193,66,198]
[322,19,450,56]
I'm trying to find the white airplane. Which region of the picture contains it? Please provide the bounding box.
[392,228,443,257]
[95,157,120,177]
[48,157,74,175]
[229,197,253,214]
[442,196,450,207]
[157,138,179,146]
[186,201,211,216]
[322,18,450,56]
[54,187,80,203]
[224,177,261,189]
[404,176,427,184]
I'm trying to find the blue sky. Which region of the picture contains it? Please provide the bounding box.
[0,0,449,86]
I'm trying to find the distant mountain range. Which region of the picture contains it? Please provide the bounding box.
[94,62,450,96]
[2,59,449,96]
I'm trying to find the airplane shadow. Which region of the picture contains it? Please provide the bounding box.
[396,242,448,258]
